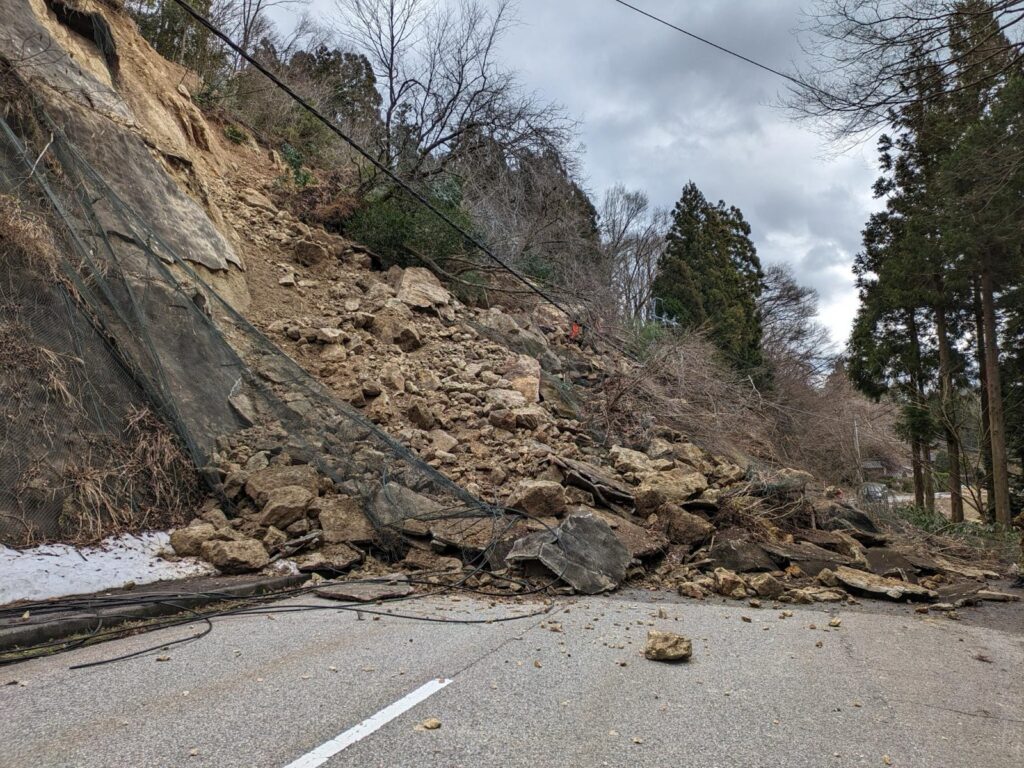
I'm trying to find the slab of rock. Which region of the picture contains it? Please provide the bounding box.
[863,547,918,578]
[815,501,879,533]
[662,505,715,546]
[551,456,635,508]
[370,483,443,534]
[200,539,269,573]
[761,540,852,575]
[634,468,708,513]
[976,590,1020,602]
[591,508,668,560]
[783,586,847,603]
[644,630,692,662]
[295,543,363,572]
[833,565,937,601]
[431,515,527,554]
[316,573,413,602]
[170,523,219,557]
[709,538,776,572]
[393,266,451,308]
[506,513,630,594]
[507,480,567,518]
[245,464,319,505]
[259,485,314,528]
[318,496,376,544]
[712,567,748,598]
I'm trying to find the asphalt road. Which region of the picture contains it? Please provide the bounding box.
[3,589,1022,768]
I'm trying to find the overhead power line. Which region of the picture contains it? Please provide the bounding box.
[610,0,833,100]
[167,0,573,319]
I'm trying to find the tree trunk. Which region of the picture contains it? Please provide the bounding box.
[980,268,1011,527]
[923,442,936,513]
[911,438,925,509]
[974,284,996,523]
[933,306,964,522]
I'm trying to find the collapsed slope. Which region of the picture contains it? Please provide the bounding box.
[0,0,1013,607]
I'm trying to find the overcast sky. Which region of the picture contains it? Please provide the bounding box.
[292,0,881,345]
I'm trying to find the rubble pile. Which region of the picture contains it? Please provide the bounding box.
[165,187,1014,605]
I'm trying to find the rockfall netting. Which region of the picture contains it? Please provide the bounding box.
[0,105,498,548]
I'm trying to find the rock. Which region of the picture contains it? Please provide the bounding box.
[832,565,937,601]
[370,302,423,351]
[407,401,436,430]
[712,567,748,598]
[677,582,706,599]
[259,485,314,528]
[402,548,463,572]
[295,543,363,573]
[783,586,847,603]
[591,509,668,560]
[671,442,712,471]
[749,572,785,598]
[976,590,1020,602]
[393,267,451,308]
[817,568,839,587]
[506,513,631,594]
[198,508,230,528]
[662,505,715,546]
[245,464,319,504]
[429,429,459,453]
[488,408,518,431]
[760,540,852,575]
[708,538,776,572]
[316,573,413,602]
[318,496,376,544]
[512,405,549,431]
[503,354,541,403]
[815,501,879,534]
[370,483,443,534]
[240,188,275,212]
[263,526,288,551]
[484,388,528,409]
[169,523,218,557]
[507,480,567,518]
[609,446,655,475]
[643,630,693,662]
[294,239,327,266]
[200,539,269,573]
[634,468,708,513]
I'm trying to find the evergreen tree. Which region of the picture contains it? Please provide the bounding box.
[652,182,764,375]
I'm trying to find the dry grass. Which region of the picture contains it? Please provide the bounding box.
[59,406,201,544]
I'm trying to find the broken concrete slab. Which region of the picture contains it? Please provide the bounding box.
[316,573,413,602]
[832,565,937,601]
[644,630,692,662]
[506,513,630,594]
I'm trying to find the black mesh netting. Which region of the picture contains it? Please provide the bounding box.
[0,106,505,551]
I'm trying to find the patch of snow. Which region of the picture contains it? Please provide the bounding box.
[0,532,216,605]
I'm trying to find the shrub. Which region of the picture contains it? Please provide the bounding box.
[223,124,248,144]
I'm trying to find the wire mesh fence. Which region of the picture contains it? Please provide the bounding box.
[0,101,498,548]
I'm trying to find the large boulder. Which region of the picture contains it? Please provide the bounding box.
[708,537,776,572]
[591,509,667,559]
[634,468,708,513]
[507,480,567,518]
[318,496,376,544]
[245,464,319,505]
[392,266,451,309]
[259,485,314,528]
[200,539,269,573]
[661,505,715,546]
[295,543,363,573]
[169,522,219,557]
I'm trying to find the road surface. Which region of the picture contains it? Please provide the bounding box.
[3,589,1022,767]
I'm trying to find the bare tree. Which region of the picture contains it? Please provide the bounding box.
[789,0,1024,138]
[332,0,571,181]
[599,185,669,322]
[758,263,835,380]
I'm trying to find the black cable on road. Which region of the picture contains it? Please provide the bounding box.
[167,0,575,321]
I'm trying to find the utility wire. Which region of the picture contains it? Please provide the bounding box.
[610,0,834,101]
[167,0,574,320]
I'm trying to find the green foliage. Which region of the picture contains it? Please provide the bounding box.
[223,124,247,145]
[892,504,1020,550]
[652,181,764,375]
[279,143,313,188]
[343,180,475,270]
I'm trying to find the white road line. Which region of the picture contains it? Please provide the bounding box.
[282,677,453,768]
